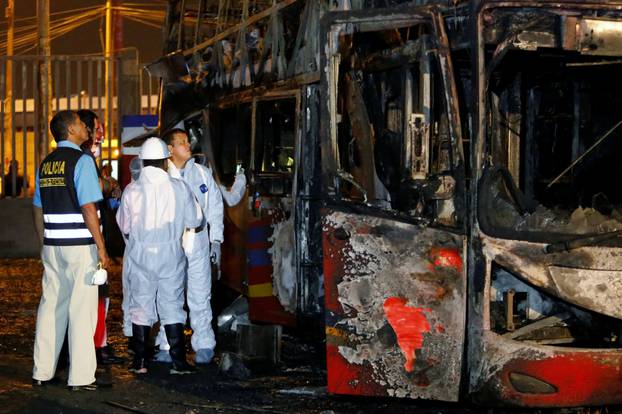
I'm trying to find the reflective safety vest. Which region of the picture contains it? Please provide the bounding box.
[39,147,99,246]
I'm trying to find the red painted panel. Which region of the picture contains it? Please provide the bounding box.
[245,216,296,327]
[247,265,272,284]
[429,247,463,274]
[321,210,466,401]
[322,223,347,313]
[473,333,622,407]
[326,344,385,396]
[383,297,431,373]
[249,296,296,327]
[220,214,247,293]
[499,352,622,407]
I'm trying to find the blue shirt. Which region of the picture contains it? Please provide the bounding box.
[33,141,103,208]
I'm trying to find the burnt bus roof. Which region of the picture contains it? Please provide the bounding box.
[152,0,622,137]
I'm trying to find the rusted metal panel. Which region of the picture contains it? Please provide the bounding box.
[342,72,379,201]
[322,208,466,401]
[482,235,622,320]
[432,12,465,167]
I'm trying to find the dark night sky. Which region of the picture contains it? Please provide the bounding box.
[0,0,167,66]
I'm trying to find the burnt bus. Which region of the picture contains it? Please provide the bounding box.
[153,0,622,407]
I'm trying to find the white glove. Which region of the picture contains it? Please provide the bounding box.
[91,263,108,285]
[210,241,221,267]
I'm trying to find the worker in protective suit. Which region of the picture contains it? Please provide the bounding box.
[121,157,143,340]
[116,137,202,375]
[153,128,224,365]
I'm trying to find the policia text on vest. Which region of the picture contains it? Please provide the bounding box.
[39,161,66,188]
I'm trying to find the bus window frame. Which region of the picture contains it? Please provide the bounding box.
[320,8,466,228]
[249,90,301,175]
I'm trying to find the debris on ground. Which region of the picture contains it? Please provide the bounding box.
[218,351,251,379]
[217,295,249,333]
[276,386,327,396]
[0,258,479,413]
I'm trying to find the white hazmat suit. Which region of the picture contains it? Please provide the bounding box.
[156,158,223,362]
[121,158,144,337]
[116,165,202,327]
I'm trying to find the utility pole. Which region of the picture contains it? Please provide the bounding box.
[4,0,14,170]
[37,0,51,162]
[105,0,113,164]
[113,0,123,163]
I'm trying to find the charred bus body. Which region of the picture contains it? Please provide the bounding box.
[152,0,622,407]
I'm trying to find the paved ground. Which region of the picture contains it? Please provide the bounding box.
[0,258,612,414]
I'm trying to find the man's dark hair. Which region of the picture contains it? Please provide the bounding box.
[77,109,98,137]
[142,158,167,170]
[50,110,77,143]
[162,128,187,145]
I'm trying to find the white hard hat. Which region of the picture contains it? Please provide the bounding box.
[139,137,170,160]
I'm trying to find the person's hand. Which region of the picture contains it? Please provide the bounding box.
[109,178,120,191]
[98,247,110,269]
[111,187,122,199]
[210,241,221,267]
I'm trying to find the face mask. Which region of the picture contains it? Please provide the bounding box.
[91,144,101,158]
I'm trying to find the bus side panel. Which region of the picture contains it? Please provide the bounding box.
[220,194,296,327]
[471,333,622,407]
[247,216,296,327]
[322,209,466,401]
[220,203,248,294]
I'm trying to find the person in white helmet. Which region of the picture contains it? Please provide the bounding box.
[153,128,223,365]
[121,157,143,340]
[116,137,202,375]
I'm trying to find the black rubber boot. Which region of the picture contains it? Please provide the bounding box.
[96,345,124,365]
[164,323,195,375]
[129,324,150,374]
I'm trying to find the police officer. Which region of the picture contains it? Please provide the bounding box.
[154,128,223,365]
[116,137,202,375]
[32,110,110,391]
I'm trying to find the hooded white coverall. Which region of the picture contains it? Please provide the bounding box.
[116,166,202,327]
[121,160,144,337]
[158,158,224,353]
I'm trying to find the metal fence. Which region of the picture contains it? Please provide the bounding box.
[0,55,160,198]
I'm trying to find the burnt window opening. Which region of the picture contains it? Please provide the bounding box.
[333,25,461,227]
[255,99,297,174]
[490,262,622,349]
[211,104,252,186]
[482,49,622,241]
[250,98,297,210]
